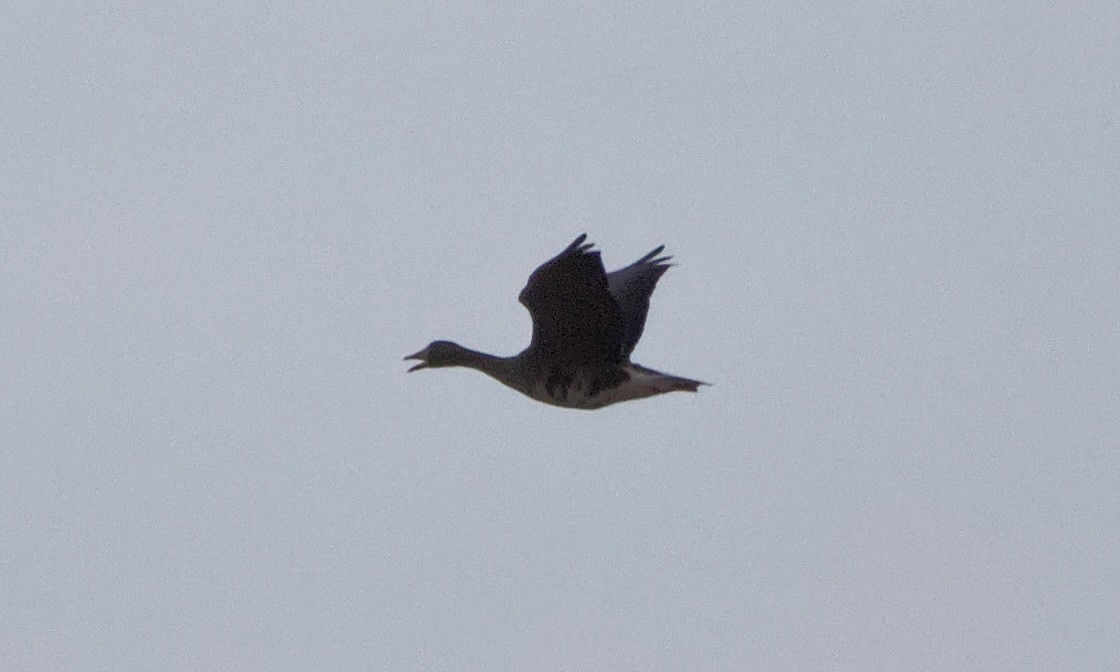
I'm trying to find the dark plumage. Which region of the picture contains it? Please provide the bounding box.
[406,235,706,409]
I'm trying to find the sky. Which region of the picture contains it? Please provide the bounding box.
[3,2,1119,670]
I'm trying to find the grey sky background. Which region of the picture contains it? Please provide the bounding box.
[3,3,1118,670]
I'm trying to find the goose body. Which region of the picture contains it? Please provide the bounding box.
[406,235,706,410]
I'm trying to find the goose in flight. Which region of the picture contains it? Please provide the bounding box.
[405,234,706,409]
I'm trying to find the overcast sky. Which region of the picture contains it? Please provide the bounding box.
[3,3,1119,671]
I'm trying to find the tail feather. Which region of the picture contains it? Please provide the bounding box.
[666,374,708,393]
[629,363,709,394]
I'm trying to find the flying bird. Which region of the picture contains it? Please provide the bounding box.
[405,234,707,409]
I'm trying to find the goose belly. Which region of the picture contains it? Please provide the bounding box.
[527,364,684,410]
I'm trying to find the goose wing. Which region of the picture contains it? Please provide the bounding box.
[519,234,624,365]
[606,244,672,359]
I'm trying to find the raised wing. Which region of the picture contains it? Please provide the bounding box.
[606,244,672,359]
[519,234,625,365]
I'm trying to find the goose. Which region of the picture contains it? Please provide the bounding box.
[405,234,707,409]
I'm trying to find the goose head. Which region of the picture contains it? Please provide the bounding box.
[404,340,472,372]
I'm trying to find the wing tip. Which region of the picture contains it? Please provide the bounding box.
[566,233,591,253]
[636,245,673,267]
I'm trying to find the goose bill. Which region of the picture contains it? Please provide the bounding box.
[404,350,429,372]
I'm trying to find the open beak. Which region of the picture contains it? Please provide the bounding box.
[404,350,429,372]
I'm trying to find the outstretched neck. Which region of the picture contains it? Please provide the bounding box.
[449,346,523,391]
